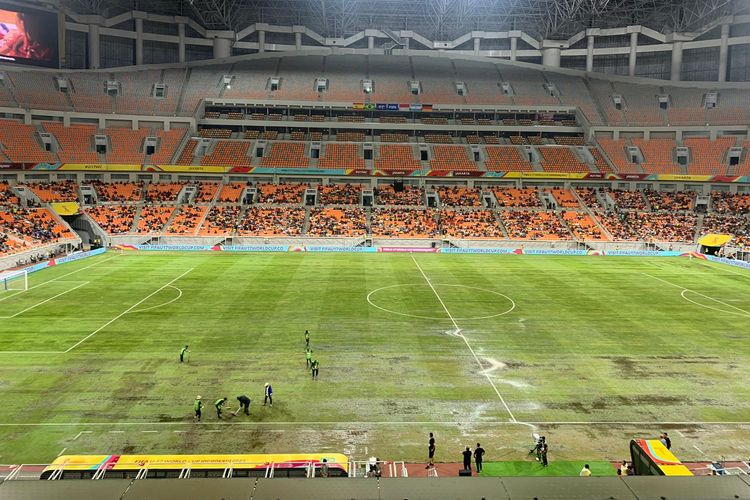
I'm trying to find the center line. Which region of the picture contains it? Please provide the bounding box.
[410,254,517,423]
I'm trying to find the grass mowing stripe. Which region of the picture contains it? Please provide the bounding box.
[0,282,89,319]
[63,267,194,352]
[411,254,518,424]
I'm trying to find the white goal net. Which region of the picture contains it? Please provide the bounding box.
[0,269,28,292]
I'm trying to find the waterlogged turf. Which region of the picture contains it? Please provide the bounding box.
[0,251,748,464]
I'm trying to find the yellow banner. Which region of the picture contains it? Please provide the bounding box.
[59,164,141,171]
[656,174,713,182]
[51,202,80,216]
[156,165,231,173]
[698,233,733,246]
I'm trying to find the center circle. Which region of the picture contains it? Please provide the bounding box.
[367,284,515,321]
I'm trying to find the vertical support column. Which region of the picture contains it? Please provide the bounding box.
[586,35,594,72]
[718,24,729,82]
[670,41,683,81]
[542,46,561,67]
[628,31,638,76]
[510,36,518,61]
[473,36,480,56]
[368,36,374,49]
[296,32,303,49]
[88,23,100,69]
[134,17,144,66]
[177,23,186,63]
[212,35,232,59]
[258,30,266,53]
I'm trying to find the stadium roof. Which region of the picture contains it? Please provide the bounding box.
[56,0,746,40]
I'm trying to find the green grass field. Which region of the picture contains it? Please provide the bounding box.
[0,251,748,468]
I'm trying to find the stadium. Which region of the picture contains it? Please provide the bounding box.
[0,0,749,496]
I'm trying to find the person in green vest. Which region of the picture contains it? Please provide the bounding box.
[193,396,203,422]
[179,345,190,363]
[305,347,313,368]
[311,359,319,380]
[215,397,228,419]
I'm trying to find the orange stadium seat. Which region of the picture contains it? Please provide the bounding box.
[484,146,532,172]
[493,188,541,207]
[0,120,57,164]
[136,205,175,233]
[631,138,681,174]
[684,137,735,175]
[198,206,241,236]
[501,210,572,240]
[195,182,220,202]
[167,205,208,235]
[597,138,639,173]
[175,139,198,166]
[106,127,148,164]
[307,208,367,237]
[371,208,438,237]
[260,142,309,168]
[538,147,588,173]
[548,188,580,208]
[238,207,305,236]
[318,143,364,169]
[151,129,188,164]
[376,145,422,171]
[43,122,99,164]
[86,205,136,234]
[440,210,504,238]
[145,183,184,202]
[24,181,79,203]
[562,211,608,241]
[257,183,307,204]
[91,181,143,202]
[201,141,251,167]
[430,145,476,171]
[217,182,246,203]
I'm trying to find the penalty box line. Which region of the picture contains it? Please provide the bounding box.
[0,267,193,355]
[410,254,518,423]
[63,268,194,353]
[0,281,89,319]
[0,254,120,304]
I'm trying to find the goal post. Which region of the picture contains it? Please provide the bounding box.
[0,268,28,292]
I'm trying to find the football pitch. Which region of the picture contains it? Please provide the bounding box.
[0,251,748,465]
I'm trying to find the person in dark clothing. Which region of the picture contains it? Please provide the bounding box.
[215,397,227,419]
[233,395,251,416]
[193,396,203,421]
[426,432,436,468]
[305,330,310,347]
[263,383,273,406]
[540,441,549,467]
[474,443,485,472]
[311,359,319,380]
[663,432,672,450]
[179,345,190,362]
[462,446,472,471]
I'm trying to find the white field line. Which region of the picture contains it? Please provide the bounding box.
[63,268,194,353]
[0,282,89,319]
[0,420,746,427]
[410,254,517,423]
[56,447,67,456]
[694,260,750,278]
[643,273,750,317]
[126,285,182,314]
[0,255,119,303]
[693,445,706,455]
